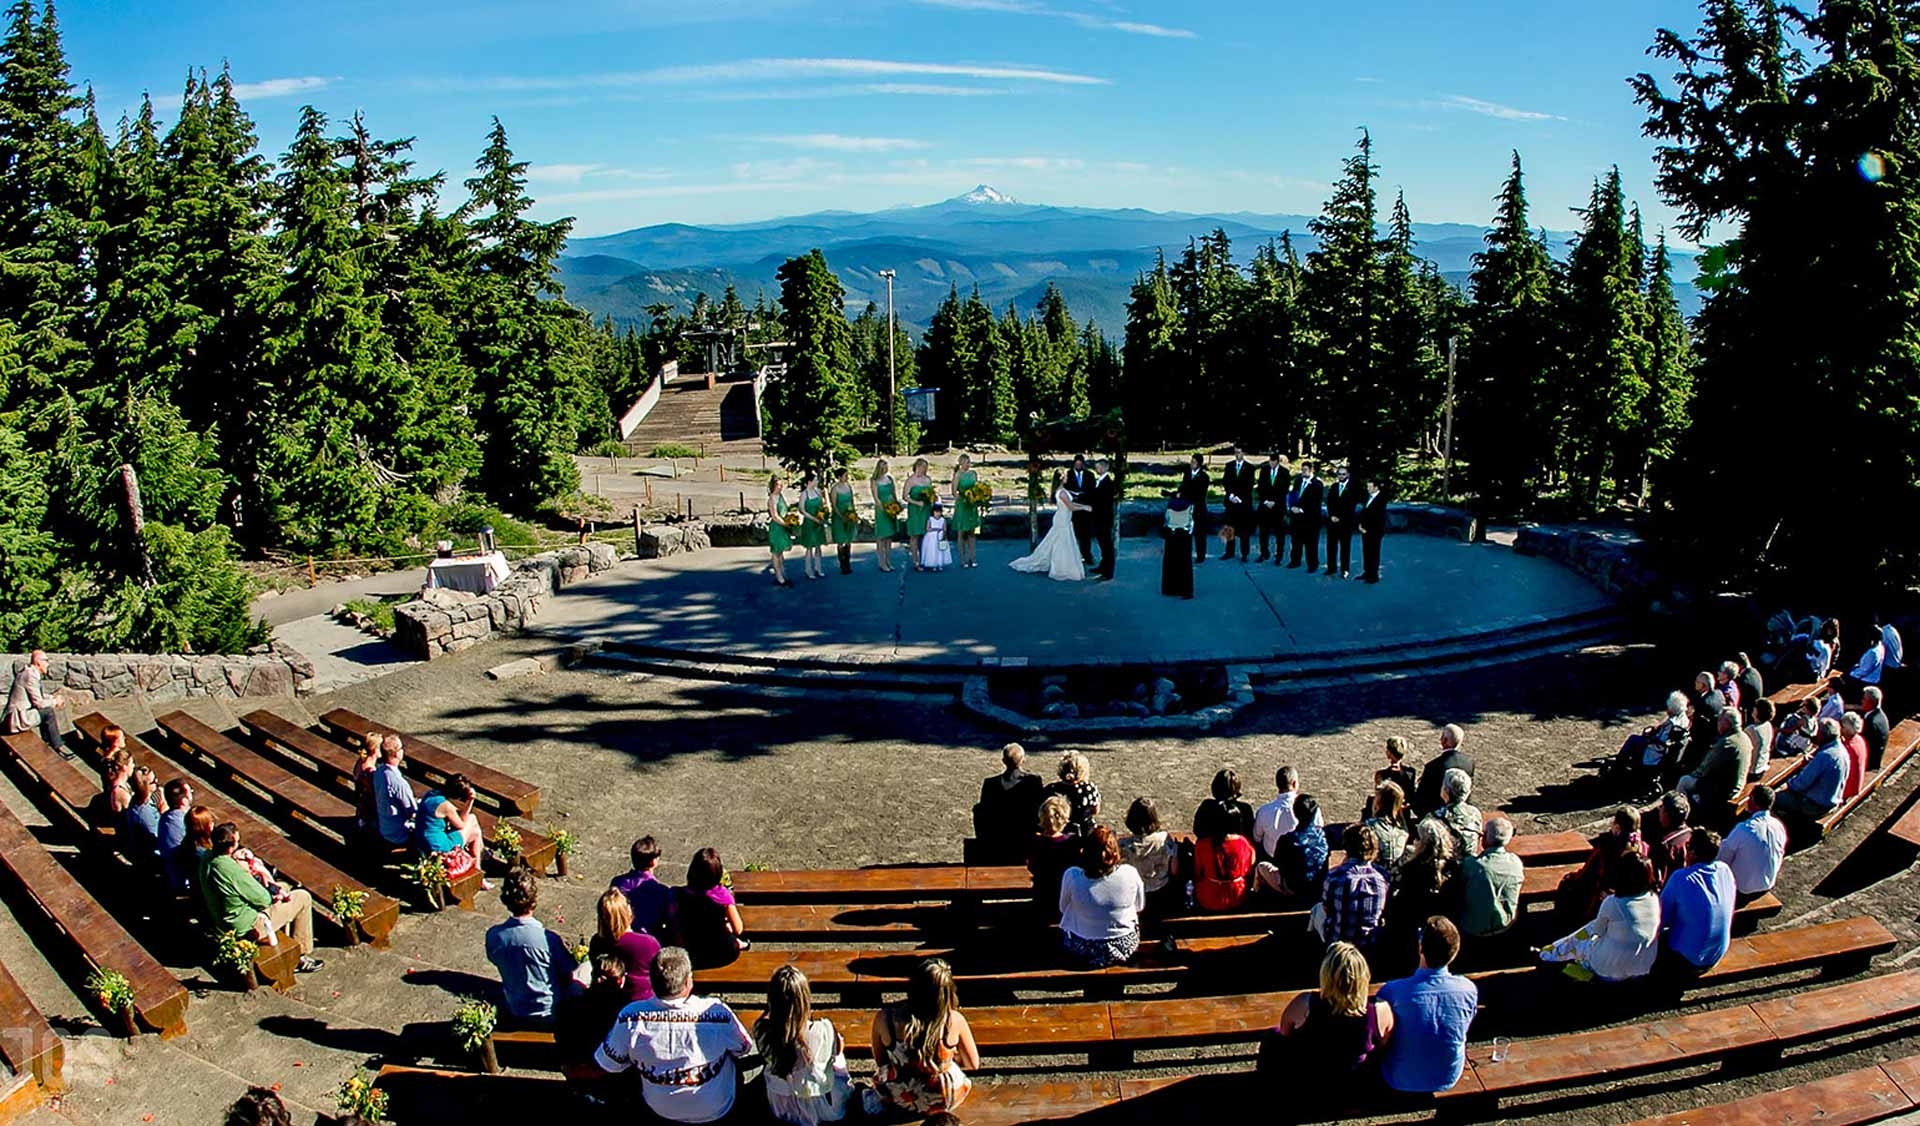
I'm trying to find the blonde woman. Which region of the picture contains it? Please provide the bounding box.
[1027,795,1081,919]
[903,458,935,571]
[766,476,794,588]
[587,888,660,1002]
[870,459,900,572]
[1263,941,1395,1084]
[950,452,983,568]
[1043,750,1100,833]
[755,965,851,1124]
[870,958,978,1114]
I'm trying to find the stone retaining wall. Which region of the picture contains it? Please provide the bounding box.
[393,543,618,659]
[1513,524,1659,602]
[1,642,318,706]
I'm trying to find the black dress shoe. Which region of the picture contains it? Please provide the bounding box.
[1286,561,1301,569]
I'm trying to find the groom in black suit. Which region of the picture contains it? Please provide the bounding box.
[1220,446,1257,563]
[1065,454,1095,566]
[1090,458,1118,579]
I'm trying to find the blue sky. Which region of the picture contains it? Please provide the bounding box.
[66,0,1706,239]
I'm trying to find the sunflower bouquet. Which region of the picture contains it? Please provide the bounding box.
[909,484,936,506]
[782,509,803,530]
[963,482,993,507]
[883,499,906,519]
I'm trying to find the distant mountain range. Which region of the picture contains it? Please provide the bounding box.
[558,186,1701,339]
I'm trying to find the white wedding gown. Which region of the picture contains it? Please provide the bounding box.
[1009,488,1086,582]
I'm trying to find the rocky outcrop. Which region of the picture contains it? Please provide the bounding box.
[1,642,317,705]
[393,543,618,659]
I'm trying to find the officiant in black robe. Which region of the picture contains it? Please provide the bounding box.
[1162,498,1195,598]
[1065,455,1095,566]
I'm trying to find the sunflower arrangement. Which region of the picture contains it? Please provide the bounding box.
[963,482,993,507]
[882,499,906,519]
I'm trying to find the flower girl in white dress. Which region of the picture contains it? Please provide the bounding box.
[920,504,953,571]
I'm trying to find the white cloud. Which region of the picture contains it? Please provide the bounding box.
[229,75,334,100]
[699,82,1010,101]
[958,155,1085,172]
[1105,21,1195,38]
[1438,94,1564,122]
[647,57,1108,86]
[525,162,606,184]
[752,133,929,152]
[913,0,1197,39]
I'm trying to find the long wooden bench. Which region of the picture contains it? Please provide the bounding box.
[240,710,554,876]
[72,713,400,948]
[0,797,187,1037]
[0,731,111,837]
[962,828,1594,869]
[317,708,542,817]
[1631,1050,1920,1125]
[1816,717,1920,837]
[0,960,60,1094]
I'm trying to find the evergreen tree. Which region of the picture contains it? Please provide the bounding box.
[1560,167,1651,510]
[1636,233,1693,506]
[1169,230,1243,444]
[0,412,53,649]
[957,287,1014,444]
[1237,235,1306,452]
[1375,192,1445,481]
[1121,254,1180,449]
[763,248,859,469]
[849,300,917,453]
[1081,318,1122,417]
[915,285,971,447]
[1305,131,1387,469]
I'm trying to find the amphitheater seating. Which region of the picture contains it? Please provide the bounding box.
[0,731,111,837]
[1816,717,1920,836]
[0,960,60,1094]
[72,713,400,948]
[1631,1051,1920,1125]
[316,708,543,817]
[156,711,359,839]
[0,796,187,1036]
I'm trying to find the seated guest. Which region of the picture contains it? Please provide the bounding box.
[1677,710,1753,826]
[1839,711,1871,801]
[1556,807,1648,926]
[1774,696,1821,758]
[556,952,631,1070]
[1793,620,1836,682]
[589,888,660,1003]
[1647,791,1693,886]
[1715,660,1743,712]
[371,735,418,848]
[1377,917,1477,1094]
[870,958,979,1116]
[1027,796,1082,921]
[1261,941,1395,1090]
[1746,698,1776,782]
[1775,717,1848,845]
[580,946,754,1123]
[224,1086,294,1126]
[1310,825,1388,947]
[973,743,1044,862]
[1657,830,1734,980]
[609,835,671,936]
[486,864,578,1026]
[1862,686,1891,771]
[755,965,852,1126]
[667,847,748,969]
[1819,686,1847,724]
[1192,803,1256,912]
[1118,797,1179,907]
[1432,769,1482,860]
[1375,736,1418,799]
[1255,794,1329,900]
[1362,781,1410,881]
[1043,751,1100,835]
[1847,630,1891,693]
[100,745,133,819]
[1414,725,1473,816]
[157,778,194,895]
[1607,691,1691,796]
[1384,819,1458,972]
[1251,765,1307,861]
[1194,767,1255,841]
[1735,652,1765,724]
[1539,853,1660,982]
[1058,827,1146,967]
[352,730,382,836]
[1460,817,1524,938]
[183,805,215,885]
[120,764,163,870]
[413,773,489,890]
[1719,785,1787,901]
[1684,672,1726,781]
[200,822,322,974]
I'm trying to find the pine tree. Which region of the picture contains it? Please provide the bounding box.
[1374,192,1445,482]
[1636,233,1693,506]
[1560,167,1651,510]
[957,287,1014,444]
[1305,131,1387,470]
[915,286,971,447]
[1235,236,1305,453]
[763,248,860,469]
[1121,254,1180,449]
[1081,317,1122,417]
[1169,230,1243,444]
[0,412,53,649]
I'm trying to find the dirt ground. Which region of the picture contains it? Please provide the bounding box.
[12,624,1920,1124]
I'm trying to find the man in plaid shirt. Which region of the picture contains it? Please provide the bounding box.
[1310,824,1390,946]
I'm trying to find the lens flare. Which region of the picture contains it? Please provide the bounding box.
[1859,151,1888,183]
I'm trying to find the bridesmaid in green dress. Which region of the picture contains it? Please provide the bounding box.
[829,466,859,575]
[765,477,794,588]
[950,452,984,569]
[869,459,900,572]
[904,458,934,572]
[797,471,829,580]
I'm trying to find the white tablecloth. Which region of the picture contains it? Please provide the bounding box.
[426,552,510,593]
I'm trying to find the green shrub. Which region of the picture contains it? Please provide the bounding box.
[341,598,397,635]
[430,501,538,550]
[590,439,627,459]
[649,443,701,459]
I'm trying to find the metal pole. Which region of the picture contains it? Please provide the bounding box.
[880,268,897,456]
[1442,335,1458,497]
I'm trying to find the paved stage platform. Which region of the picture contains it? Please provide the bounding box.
[530,532,1615,670]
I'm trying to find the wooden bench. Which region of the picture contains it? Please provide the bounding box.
[0,797,188,1037]
[0,731,111,837]
[239,710,555,876]
[1630,1050,1920,1125]
[72,713,400,949]
[1817,717,1920,837]
[1445,966,1920,1106]
[0,960,60,1094]
[962,828,1595,869]
[317,708,542,817]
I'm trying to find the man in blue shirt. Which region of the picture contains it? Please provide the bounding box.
[1657,830,1734,983]
[486,866,578,1026]
[1377,915,1478,1093]
[1775,717,1848,844]
[372,735,419,847]
[156,778,194,895]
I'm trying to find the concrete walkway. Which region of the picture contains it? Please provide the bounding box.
[252,568,429,628]
[271,614,422,695]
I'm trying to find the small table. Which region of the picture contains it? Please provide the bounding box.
[426,552,510,594]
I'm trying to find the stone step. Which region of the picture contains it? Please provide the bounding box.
[582,648,961,695]
[1250,608,1628,682]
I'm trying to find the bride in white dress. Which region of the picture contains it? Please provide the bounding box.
[1010,472,1088,582]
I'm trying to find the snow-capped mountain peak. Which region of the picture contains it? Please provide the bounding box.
[956,184,1017,205]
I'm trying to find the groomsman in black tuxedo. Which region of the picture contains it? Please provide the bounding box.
[1221,446,1257,563]
[1323,463,1359,579]
[1091,458,1118,579]
[1287,461,1324,572]
[1256,452,1291,563]
[1178,453,1211,562]
[1358,476,1387,583]
[1065,454,1095,567]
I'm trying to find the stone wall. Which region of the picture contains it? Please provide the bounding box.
[1,641,317,706]
[393,543,618,659]
[1514,524,1660,602]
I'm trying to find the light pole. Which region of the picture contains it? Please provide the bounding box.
[1442,335,1459,497]
[878,269,897,456]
